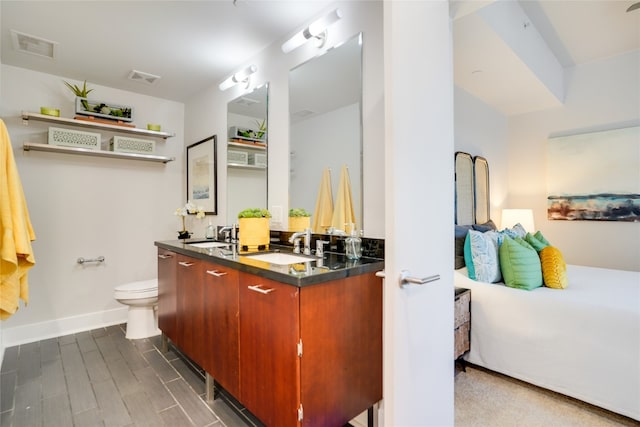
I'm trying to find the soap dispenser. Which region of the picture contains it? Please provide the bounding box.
[345,225,362,260]
[205,221,215,239]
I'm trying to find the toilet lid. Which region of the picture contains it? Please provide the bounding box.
[115,279,158,293]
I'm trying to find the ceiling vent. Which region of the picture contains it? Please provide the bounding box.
[233,97,260,107]
[128,70,161,85]
[11,30,57,60]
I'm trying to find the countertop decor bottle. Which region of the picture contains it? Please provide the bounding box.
[345,226,362,260]
[205,221,215,239]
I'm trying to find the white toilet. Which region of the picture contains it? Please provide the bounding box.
[114,279,161,339]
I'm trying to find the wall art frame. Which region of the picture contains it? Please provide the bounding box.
[187,134,218,215]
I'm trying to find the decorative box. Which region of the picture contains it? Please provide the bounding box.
[228,150,249,165]
[248,152,267,167]
[48,127,100,150]
[109,136,156,154]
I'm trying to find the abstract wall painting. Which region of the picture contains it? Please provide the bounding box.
[547,126,639,222]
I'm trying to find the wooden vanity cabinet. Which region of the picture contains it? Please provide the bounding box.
[176,254,207,367]
[202,261,240,398]
[239,274,301,427]
[157,248,178,344]
[239,271,383,427]
[158,248,383,427]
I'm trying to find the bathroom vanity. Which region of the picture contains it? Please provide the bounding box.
[155,239,384,427]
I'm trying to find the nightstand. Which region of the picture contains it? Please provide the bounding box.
[454,288,471,363]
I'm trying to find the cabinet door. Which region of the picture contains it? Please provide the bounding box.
[202,261,240,398]
[299,273,383,426]
[177,254,205,366]
[239,273,301,427]
[157,249,178,343]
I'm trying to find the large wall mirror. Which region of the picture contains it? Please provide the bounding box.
[288,33,363,233]
[226,84,268,224]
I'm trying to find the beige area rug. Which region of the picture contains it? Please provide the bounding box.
[455,365,639,427]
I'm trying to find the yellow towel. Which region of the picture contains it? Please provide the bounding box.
[312,167,334,233]
[0,119,36,320]
[331,164,356,233]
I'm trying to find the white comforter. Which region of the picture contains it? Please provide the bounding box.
[454,265,640,420]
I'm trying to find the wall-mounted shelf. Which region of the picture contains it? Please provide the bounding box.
[22,111,175,139]
[228,163,266,170]
[23,142,175,164]
[227,141,266,151]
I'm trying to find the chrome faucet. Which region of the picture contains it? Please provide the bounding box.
[289,228,312,255]
[218,226,232,242]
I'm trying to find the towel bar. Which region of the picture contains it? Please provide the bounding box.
[77,256,105,264]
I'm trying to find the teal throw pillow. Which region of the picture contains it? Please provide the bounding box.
[463,230,502,283]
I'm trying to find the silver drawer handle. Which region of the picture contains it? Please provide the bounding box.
[158,254,173,259]
[248,284,274,294]
[178,261,195,267]
[399,270,440,287]
[206,270,228,277]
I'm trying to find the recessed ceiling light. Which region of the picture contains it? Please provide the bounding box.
[128,70,161,85]
[10,30,57,60]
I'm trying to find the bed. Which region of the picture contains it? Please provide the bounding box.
[455,265,640,420]
[453,152,640,421]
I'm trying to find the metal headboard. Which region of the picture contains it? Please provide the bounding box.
[454,152,490,225]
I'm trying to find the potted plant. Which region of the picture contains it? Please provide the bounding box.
[238,208,271,250]
[175,201,205,239]
[288,208,311,232]
[64,80,93,111]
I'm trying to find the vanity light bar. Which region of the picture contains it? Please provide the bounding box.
[219,64,258,91]
[281,8,343,54]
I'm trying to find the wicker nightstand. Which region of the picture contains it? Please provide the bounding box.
[454,288,471,361]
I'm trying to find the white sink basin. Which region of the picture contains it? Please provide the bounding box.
[189,241,230,249]
[243,252,313,265]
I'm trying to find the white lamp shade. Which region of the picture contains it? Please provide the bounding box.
[501,209,535,233]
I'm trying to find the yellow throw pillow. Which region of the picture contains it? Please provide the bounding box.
[539,246,568,289]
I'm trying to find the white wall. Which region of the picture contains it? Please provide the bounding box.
[508,51,640,271]
[454,86,509,223]
[0,65,186,346]
[290,103,362,230]
[184,1,385,237]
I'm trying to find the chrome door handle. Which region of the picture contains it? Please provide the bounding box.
[206,270,228,277]
[178,261,195,267]
[247,284,274,294]
[158,254,173,259]
[399,270,440,288]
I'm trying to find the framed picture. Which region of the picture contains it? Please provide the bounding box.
[186,135,217,215]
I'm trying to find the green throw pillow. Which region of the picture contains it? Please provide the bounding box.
[499,236,543,291]
[525,232,548,252]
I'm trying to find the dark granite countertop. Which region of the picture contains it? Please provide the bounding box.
[155,239,385,287]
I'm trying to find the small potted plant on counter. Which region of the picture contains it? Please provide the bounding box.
[238,208,271,250]
[288,208,311,232]
[175,201,205,239]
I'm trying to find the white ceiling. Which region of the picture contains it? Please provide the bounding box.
[2,1,639,115]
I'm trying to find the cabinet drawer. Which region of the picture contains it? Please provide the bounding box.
[454,322,470,359]
[454,290,470,328]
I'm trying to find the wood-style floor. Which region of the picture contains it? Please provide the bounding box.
[0,324,260,427]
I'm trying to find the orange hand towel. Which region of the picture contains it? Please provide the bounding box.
[312,167,334,233]
[0,119,36,320]
[331,165,356,233]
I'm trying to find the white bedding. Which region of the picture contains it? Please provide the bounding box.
[454,265,640,420]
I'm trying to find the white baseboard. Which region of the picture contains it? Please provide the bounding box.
[1,307,128,348]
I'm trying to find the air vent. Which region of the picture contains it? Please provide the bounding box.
[11,30,57,60]
[233,97,260,107]
[128,70,161,85]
